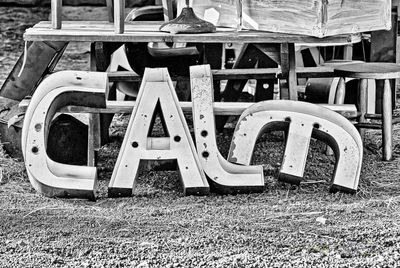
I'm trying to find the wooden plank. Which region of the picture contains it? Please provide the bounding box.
[217,44,260,130]
[114,0,125,34]
[287,43,297,101]
[253,43,281,65]
[161,0,174,21]
[54,101,359,119]
[382,79,393,161]
[106,0,114,22]
[221,44,263,102]
[235,0,243,30]
[281,43,298,100]
[87,113,101,166]
[88,44,101,167]
[18,97,358,118]
[343,45,353,60]
[51,0,62,29]
[0,41,68,101]
[24,21,362,44]
[358,78,368,140]
[203,43,223,102]
[31,20,162,28]
[213,68,277,80]
[107,66,335,83]
[186,0,391,37]
[334,77,346,105]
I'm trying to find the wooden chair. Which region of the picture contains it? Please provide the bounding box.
[334,62,400,161]
[52,0,172,33]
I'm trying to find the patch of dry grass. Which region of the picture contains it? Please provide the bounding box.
[3,5,400,267]
[0,144,26,185]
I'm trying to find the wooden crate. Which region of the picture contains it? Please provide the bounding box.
[180,0,392,38]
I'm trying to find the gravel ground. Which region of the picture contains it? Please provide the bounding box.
[1,6,400,268]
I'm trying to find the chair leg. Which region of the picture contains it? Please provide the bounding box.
[326,76,347,156]
[88,113,101,167]
[358,78,368,141]
[335,77,346,104]
[382,79,393,161]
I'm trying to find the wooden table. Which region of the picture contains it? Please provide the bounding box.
[13,19,363,165]
[24,21,362,101]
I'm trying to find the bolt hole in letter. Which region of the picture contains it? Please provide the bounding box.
[22,67,363,199]
[190,65,264,194]
[22,71,108,200]
[108,68,209,197]
[227,99,363,193]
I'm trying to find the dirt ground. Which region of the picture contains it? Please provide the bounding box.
[2,6,400,268]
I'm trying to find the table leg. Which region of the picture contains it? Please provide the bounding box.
[202,43,223,102]
[92,42,122,145]
[358,78,368,141]
[382,79,393,161]
[254,54,277,101]
[335,77,346,104]
[215,43,275,130]
[370,6,398,113]
[204,42,234,131]
[253,44,280,101]
[281,43,298,101]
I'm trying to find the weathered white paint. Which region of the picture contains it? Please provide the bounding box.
[228,100,363,192]
[108,68,209,197]
[24,86,106,200]
[190,64,264,193]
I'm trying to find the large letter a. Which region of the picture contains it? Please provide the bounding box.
[108,68,209,197]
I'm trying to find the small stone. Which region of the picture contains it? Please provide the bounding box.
[316,216,327,225]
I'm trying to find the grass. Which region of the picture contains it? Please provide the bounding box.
[0,145,26,185]
[2,6,400,267]
[2,114,400,267]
